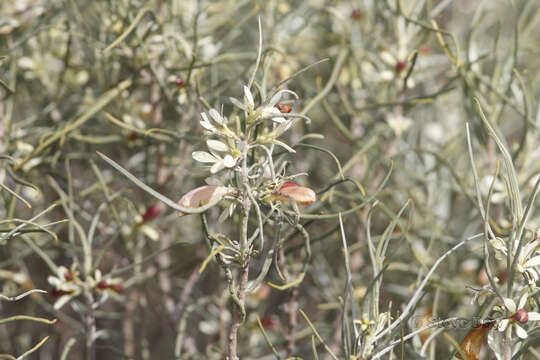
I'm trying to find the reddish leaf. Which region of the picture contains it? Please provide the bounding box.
[456,323,494,360]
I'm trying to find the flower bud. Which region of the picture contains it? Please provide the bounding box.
[97,280,108,290]
[513,309,529,324]
[175,76,185,88]
[51,288,73,297]
[142,204,163,222]
[351,9,363,20]
[260,316,278,329]
[64,272,73,281]
[110,284,123,293]
[395,61,407,74]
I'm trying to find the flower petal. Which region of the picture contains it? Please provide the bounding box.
[527,312,540,321]
[210,160,225,174]
[229,97,246,110]
[518,293,528,310]
[524,255,540,268]
[263,107,286,123]
[48,276,61,287]
[177,185,229,216]
[521,240,539,260]
[54,295,74,310]
[192,151,217,163]
[504,298,516,313]
[497,318,509,332]
[209,109,224,125]
[223,155,236,168]
[207,139,228,152]
[200,113,216,131]
[244,85,254,110]
[515,324,528,339]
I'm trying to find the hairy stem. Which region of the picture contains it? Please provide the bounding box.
[228,144,252,359]
[85,291,96,360]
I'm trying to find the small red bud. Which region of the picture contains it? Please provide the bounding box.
[64,272,73,281]
[395,61,407,73]
[97,280,108,290]
[51,288,73,297]
[110,284,123,293]
[142,204,162,222]
[260,316,277,329]
[351,9,363,20]
[513,309,529,324]
[127,131,139,142]
[419,46,430,54]
[275,104,292,113]
[175,76,185,88]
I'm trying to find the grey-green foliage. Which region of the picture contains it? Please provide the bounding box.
[2,0,540,359]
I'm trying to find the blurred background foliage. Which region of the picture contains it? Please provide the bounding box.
[2,0,540,358]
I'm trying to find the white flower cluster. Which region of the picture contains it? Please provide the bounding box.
[490,236,540,286]
[48,265,123,310]
[497,294,540,339]
[192,85,299,173]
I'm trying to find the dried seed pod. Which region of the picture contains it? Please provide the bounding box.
[271,182,317,205]
[275,103,292,113]
[177,185,229,216]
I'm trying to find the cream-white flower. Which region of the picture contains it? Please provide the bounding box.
[258,119,296,152]
[192,138,238,174]
[48,266,81,310]
[488,235,540,285]
[192,151,237,173]
[386,113,413,136]
[230,87,297,124]
[498,294,540,339]
[200,112,216,132]
[192,136,239,174]
[515,239,540,285]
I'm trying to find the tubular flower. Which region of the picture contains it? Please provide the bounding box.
[178,185,230,216]
[270,182,317,205]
